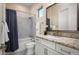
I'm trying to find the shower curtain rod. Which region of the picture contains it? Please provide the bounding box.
[16,10,36,16]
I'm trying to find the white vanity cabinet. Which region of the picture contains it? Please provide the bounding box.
[35,37,62,55]
[35,36,79,55]
[40,39,62,55]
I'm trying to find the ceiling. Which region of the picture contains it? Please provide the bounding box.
[19,3,34,8]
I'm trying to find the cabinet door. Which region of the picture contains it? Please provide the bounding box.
[35,42,41,55]
[47,48,61,55]
[35,41,45,55]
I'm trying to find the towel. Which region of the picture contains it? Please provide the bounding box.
[5,22,9,42]
[2,21,9,44]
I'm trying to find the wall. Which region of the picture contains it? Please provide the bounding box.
[30,3,53,35]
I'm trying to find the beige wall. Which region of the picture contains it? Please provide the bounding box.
[6,3,30,13]
[30,3,53,34]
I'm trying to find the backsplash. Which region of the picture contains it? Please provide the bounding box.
[47,31,79,39]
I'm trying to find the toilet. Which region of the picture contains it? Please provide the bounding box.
[14,38,35,55]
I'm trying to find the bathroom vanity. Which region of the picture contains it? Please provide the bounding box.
[35,35,79,55]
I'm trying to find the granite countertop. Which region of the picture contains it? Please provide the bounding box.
[36,34,79,50]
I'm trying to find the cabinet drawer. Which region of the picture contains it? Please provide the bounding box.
[71,49,79,55]
[56,44,79,55]
[47,48,61,55]
[56,44,72,54]
[40,39,56,50]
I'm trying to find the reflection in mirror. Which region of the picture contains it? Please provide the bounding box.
[46,3,78,31]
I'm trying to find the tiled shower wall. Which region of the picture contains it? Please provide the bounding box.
[47,31,79,39]
[17,12,36,39]
[17,12,32,39]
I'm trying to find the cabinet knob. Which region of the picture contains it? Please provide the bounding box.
[60,48,71,54]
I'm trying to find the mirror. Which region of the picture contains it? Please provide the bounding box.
[46,3,79,31]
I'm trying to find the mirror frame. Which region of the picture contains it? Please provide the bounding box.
[46,3,79,33]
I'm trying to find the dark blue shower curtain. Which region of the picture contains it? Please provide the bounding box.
[6,9,19,52]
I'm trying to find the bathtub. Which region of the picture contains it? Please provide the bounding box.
[14,37,35,55]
